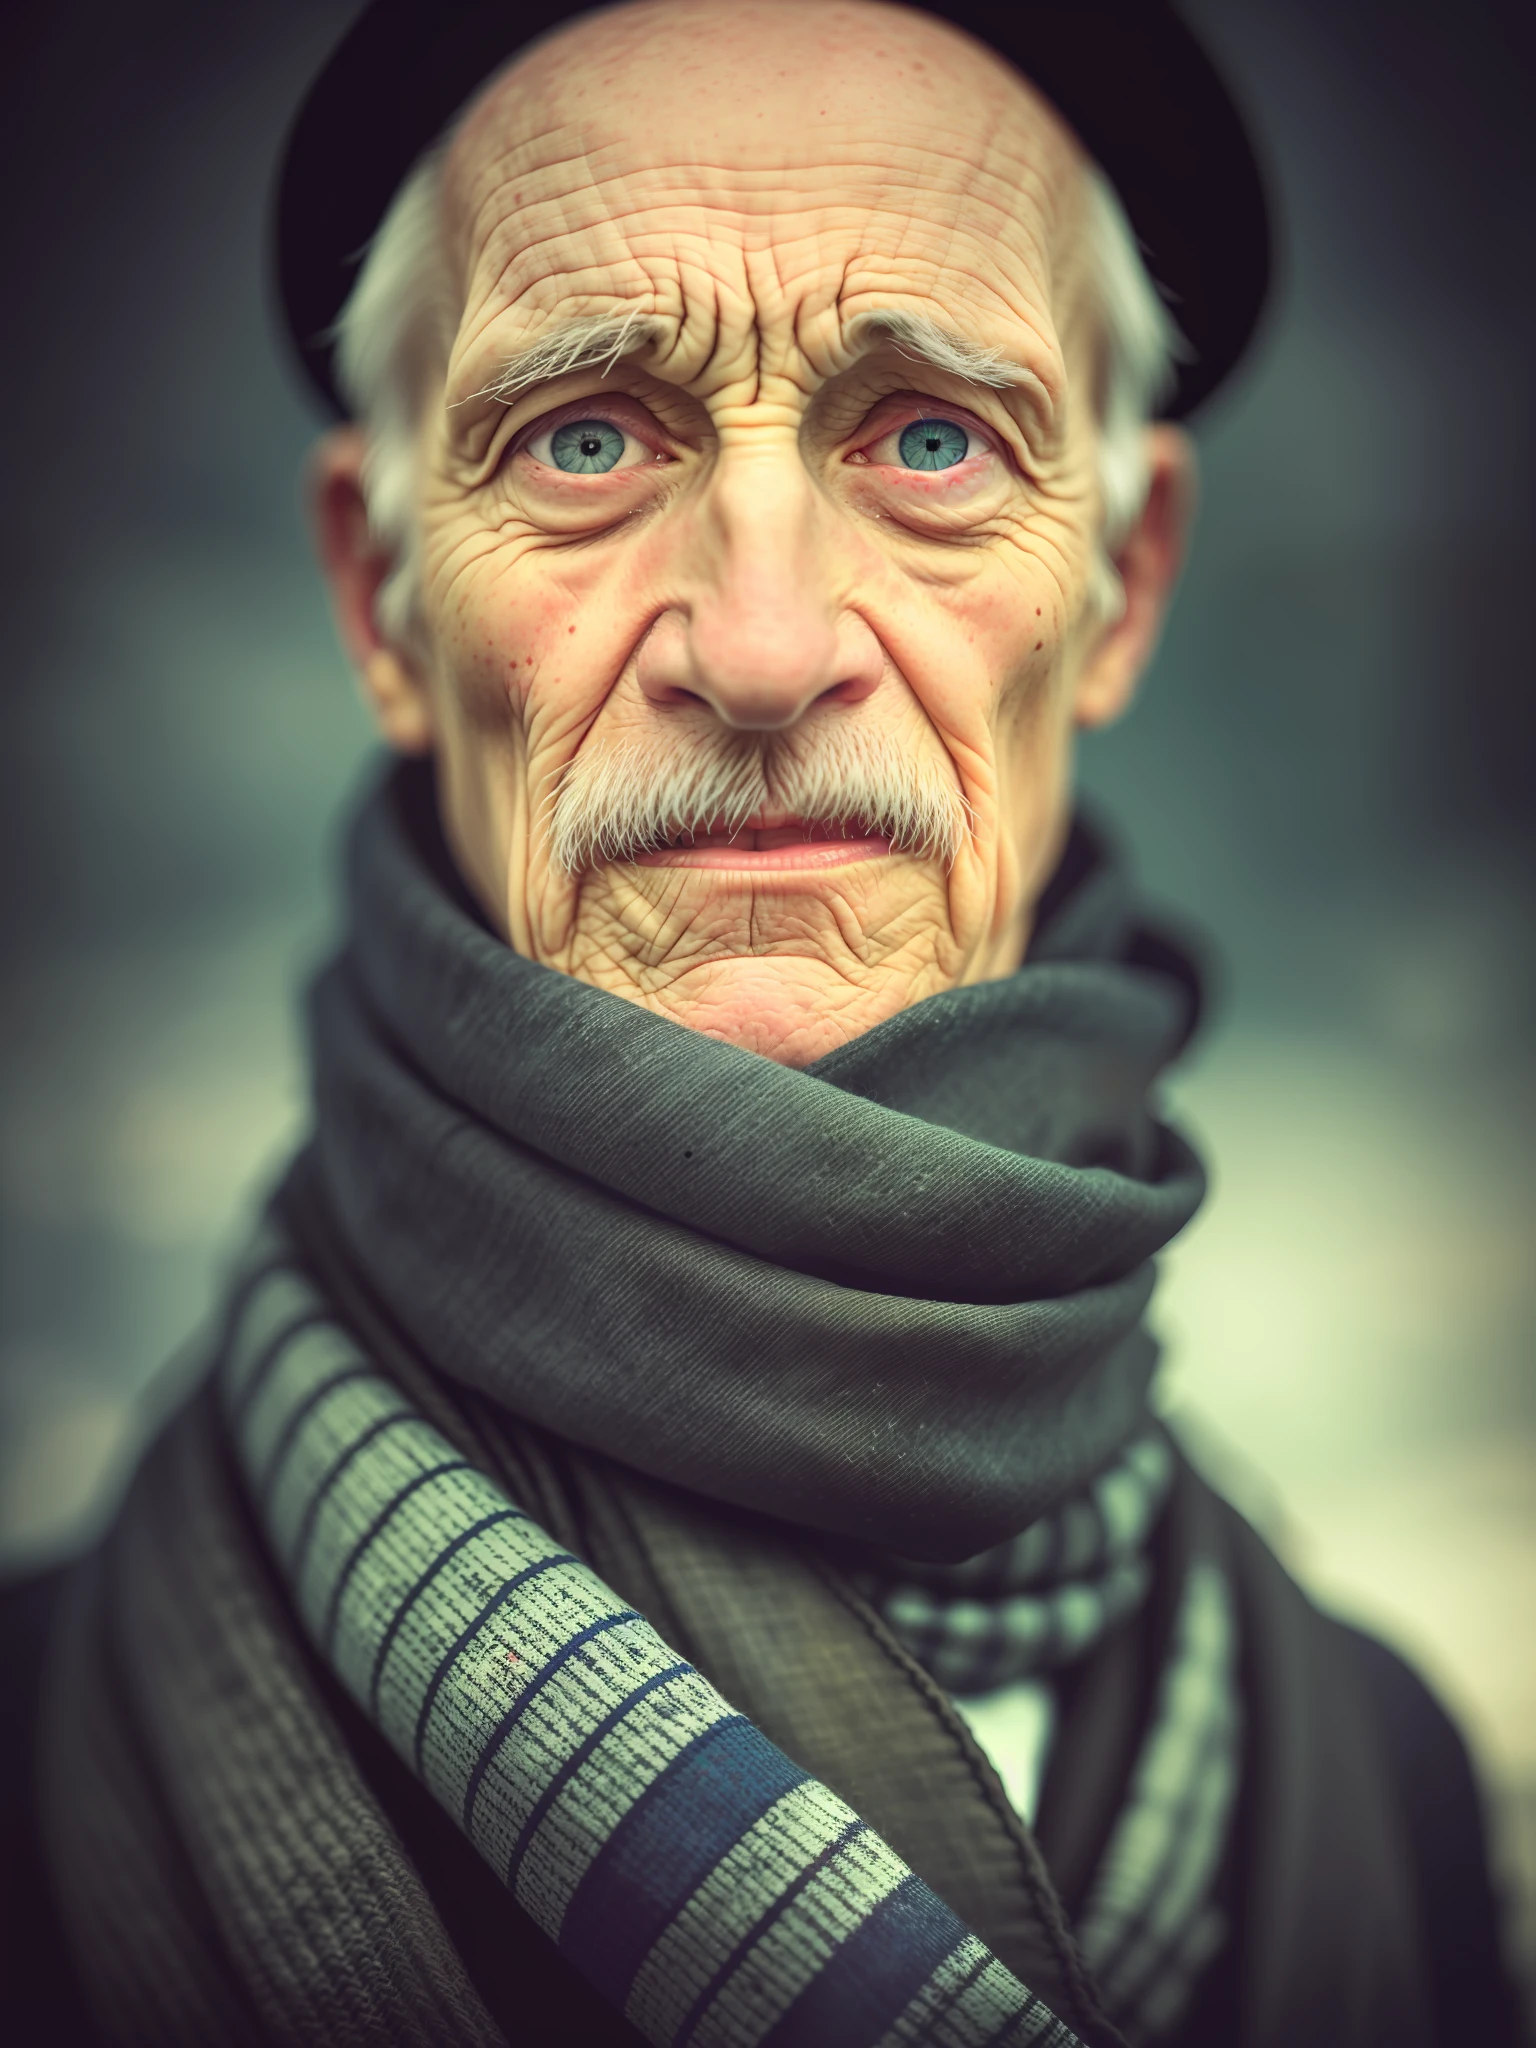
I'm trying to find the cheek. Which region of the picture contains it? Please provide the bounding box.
[876,564,1067,763]
[422,520,666,743]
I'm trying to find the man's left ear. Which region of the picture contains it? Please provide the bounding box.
[1073,424,1197,729]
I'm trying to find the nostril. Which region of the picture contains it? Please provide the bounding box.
[820,673,881,708]
[647,681,709,710]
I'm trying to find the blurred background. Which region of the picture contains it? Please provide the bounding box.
[2,0,1532,2005]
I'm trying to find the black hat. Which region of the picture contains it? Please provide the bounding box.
[275,0,1272,421]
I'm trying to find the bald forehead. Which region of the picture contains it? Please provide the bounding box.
[441,0,1090,395]
[457,0,1074,162]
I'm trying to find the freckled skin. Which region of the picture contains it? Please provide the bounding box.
[314,0,1193,1065]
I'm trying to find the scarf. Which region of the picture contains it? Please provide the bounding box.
[854,1428,1177,1695]
[218,1248,1088,2048]
[37,760,1438,2048]
[301,759,1206,1561]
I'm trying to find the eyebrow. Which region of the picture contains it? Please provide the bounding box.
[844,312,1041,394]
[460,309,663,407]
[461,305,1051,415]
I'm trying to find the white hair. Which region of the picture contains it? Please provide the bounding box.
[333,146,456,647]
[1081,164,1185,608]
[547,717,970,874]
[333,147,1182,646]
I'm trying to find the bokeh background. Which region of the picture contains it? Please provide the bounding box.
[3,0,1533,2004]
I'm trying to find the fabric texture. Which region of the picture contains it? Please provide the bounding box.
[35,1271,1449,2048]
[220,1248,1086,2048]
[856,1430,1176,1695]
[301,759,1205,1561]
[217,1240,1244,2046]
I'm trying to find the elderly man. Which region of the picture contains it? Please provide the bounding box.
[3,3,1523,2045]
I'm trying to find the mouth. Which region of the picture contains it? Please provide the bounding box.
[630,814,893,872]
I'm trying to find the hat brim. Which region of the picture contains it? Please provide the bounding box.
[275,0,1272,420]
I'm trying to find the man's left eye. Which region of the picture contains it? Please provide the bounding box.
[860,416,986,472]
[525,417,649,474]
[897,418,973,470]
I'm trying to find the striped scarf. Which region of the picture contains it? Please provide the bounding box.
[224,1255,1087,2048]
[33,763,1454,2047]
[222,1245,1239,2048]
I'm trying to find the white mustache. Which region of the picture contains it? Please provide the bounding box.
[548,720,970,876]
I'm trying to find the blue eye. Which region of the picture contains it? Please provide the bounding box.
[549,420,627,473]
[897,418,971,471]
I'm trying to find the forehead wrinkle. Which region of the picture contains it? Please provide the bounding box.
[445,28,1086,414]
[460,186,1070,404]
[463,177,1061,334]
[451,37,1077,283]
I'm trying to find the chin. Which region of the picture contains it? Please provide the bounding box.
[552,849,972,1059]
[639,953,931,1066]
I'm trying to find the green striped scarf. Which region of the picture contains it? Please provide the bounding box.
[224,1254,1087,2048]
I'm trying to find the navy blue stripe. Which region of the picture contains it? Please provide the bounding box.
[363,1503,530,1711]
[255,1361,372,1506]
[756,1872,970,2048]
[674,1815,869,2048]
[286,1407,414,1578]
[460,1607,643,1832]
[559,1715,804,2011]
[322,1457,478,1661]
[410,1551,577,1776]
[227,1304,328,1432]
[504,1660,692,1887]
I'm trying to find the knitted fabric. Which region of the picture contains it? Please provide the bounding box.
[223,1254,1085,2048]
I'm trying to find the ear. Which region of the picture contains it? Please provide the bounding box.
[309,426,434,754]
[1073,424,1197,729]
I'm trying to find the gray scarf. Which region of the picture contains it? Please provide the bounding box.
[300,759,1207,1561]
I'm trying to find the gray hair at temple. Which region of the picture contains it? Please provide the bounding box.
[334,146,1183,648]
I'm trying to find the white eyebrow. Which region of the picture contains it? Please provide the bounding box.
[845,310,1054,415]
[462,307,663,406]
[461,305,1050,415]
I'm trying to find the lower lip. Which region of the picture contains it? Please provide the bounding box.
[632,832,893,872]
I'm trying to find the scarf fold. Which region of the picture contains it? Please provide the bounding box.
[304,760,1206,1561]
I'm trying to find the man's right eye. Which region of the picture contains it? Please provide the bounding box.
[524,417,653,474]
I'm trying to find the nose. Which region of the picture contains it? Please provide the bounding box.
[636,457,882,729]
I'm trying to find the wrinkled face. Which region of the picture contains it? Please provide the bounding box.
[318,0,1190,1063]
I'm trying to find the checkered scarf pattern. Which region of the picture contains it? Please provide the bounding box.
[856,1432,1176,1697]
